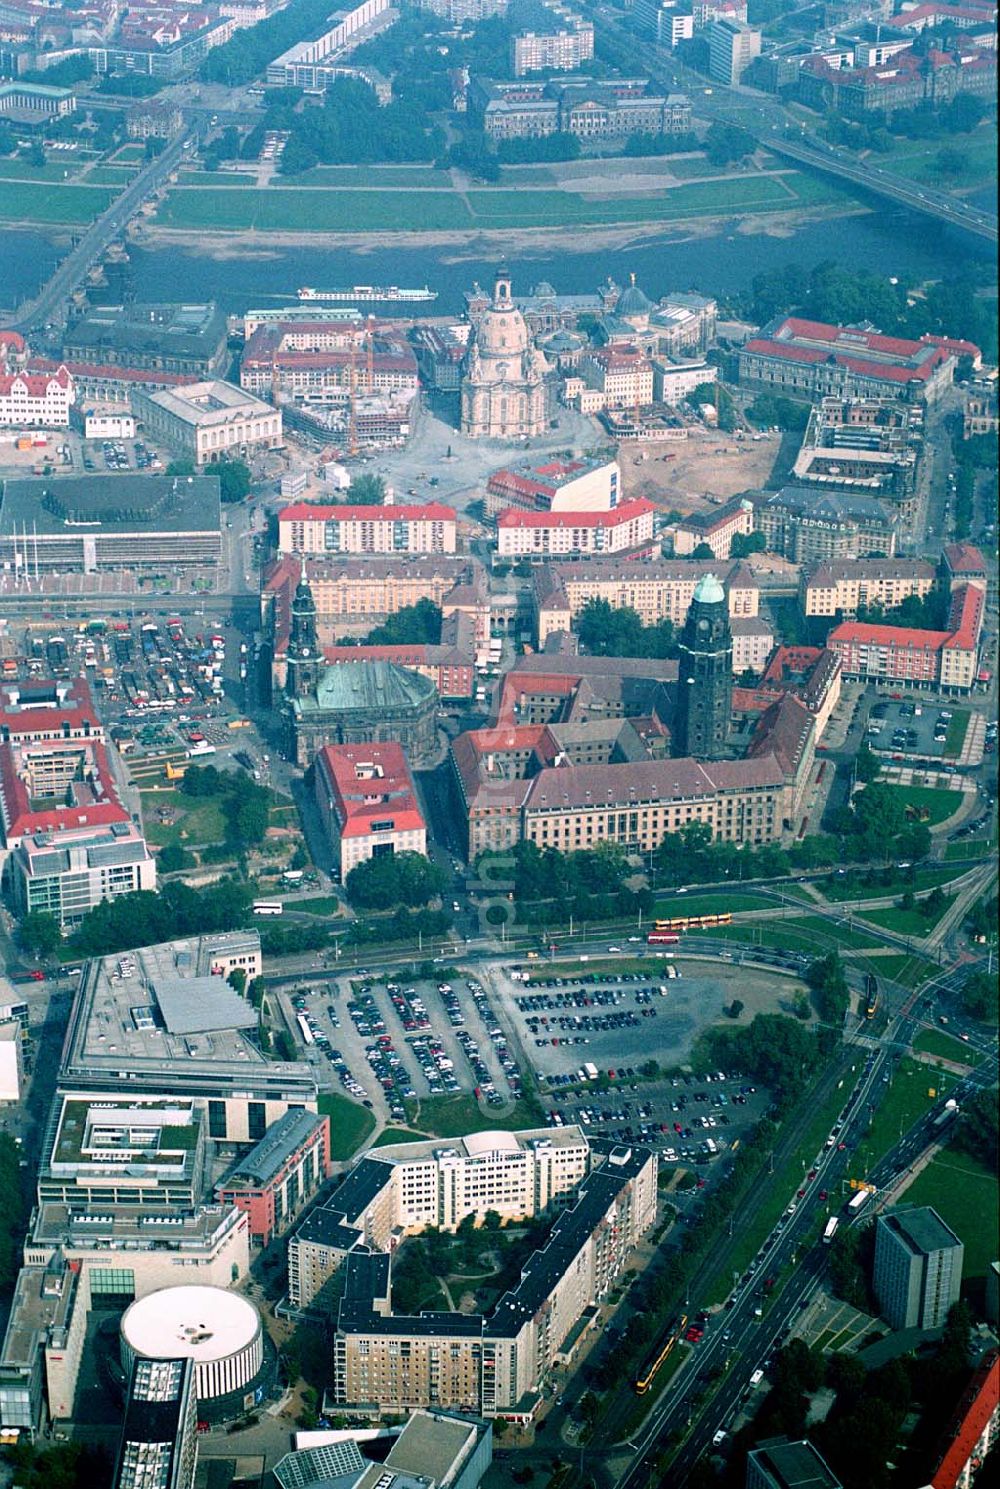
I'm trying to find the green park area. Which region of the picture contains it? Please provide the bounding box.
[0,179,114,223]
[155,166,844,235]
[317,1091,377,1160]
[142,788,227,849]
[691,915,884,955]
[869,127,997,191]
[403,1090,544,1137]
[852,1057,955,1176]
[943,710,971,757]
[373,1126,429,1148]
[860,893,955,937]
[880,784,965,827]
[818,864,965,903]
[912,1028,979,1066]
[902,1147,999,1280]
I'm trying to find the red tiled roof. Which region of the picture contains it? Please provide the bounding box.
[0,331,26,354]
[496,499,653,529]
[28,357,197,387]
[315,742,425,840]
[829,621,948,651]
[0,366,71,397]
[744,337,945,384]
[280,503,456,524]
[0,737,127,843]
[929,1353,999,1489]
[943,542,987,575]
[944,583,984,650]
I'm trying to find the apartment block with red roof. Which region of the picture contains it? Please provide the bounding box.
[496,498,655,558]
[828,582,983,693]
[313,741,427,882]
[485,456,620,517]
[925,1351,999,1489]
[671,498,754,560]
[739,316,978,404]
[278,503,457,556]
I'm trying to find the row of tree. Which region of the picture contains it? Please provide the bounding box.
[576,597,676,659]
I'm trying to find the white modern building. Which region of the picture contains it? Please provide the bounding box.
[708,17,761,81]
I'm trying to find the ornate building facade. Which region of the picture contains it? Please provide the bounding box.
[460,266,552,440]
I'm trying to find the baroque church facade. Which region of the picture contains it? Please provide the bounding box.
[460,266,552,440]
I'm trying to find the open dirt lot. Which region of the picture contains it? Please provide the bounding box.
[620,432,781,515]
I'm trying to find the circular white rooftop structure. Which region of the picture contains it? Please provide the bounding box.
[464,1130,519,1156]
[121,1287,263,1402]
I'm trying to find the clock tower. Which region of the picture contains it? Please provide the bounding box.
[673,572,732,760]
[285,559,320,700]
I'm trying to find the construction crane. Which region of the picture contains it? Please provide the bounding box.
[348,340,358,457]
[366,313,375,395]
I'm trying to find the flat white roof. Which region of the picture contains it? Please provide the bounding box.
[463,1130,520,1156]
[121,1285,260,1363]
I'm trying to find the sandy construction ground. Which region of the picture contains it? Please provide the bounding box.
[619,432,781,515]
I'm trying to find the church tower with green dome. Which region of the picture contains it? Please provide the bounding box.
[673,572,733,760]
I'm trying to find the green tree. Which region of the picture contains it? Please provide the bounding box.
[805,952,850,1025]
[16,909,62,958]
[854,742,881,784]
[705,121,755,165]
[730,530,766,558]
[217,460,252,504]
[158,842,194,872]
[959,970,997,1023]
[345,851,446,910]
[362,597,442,646]
[228,967,247,995]
[954,1087,998,1169]
[692,542,715,559]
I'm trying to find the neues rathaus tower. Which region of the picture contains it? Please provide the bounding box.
[673,572,733,760]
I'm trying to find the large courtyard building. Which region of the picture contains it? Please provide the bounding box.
[451,687,815,858]
[63,303,228,378]
[753,485,897,563]
[278,502,457,556]
[791,397,921,511]
[262,555,490,676]
[739,317,977,404]
[240,319,419,410]
[0,474,222,575]
[473,75,689,140]
[313,741,427,881]
[133,381,282,467]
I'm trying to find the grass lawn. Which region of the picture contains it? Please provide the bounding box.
[653,891,775,917]
[880,784,965,827]
[372,1126,428,1147]
[902,1147,999,1279]
[141,789,227,848]
[912,1028,979,1065]
[690,915,884,954]
[113,144,147,161]
[157,166,846,234]
[85,166,138,185]
[944,710,971,757]
[863,954,936,990]
[819,865,965,903]
[0,159,82,182]
[0,180,114,223]
[317,1091,376,1160]
[290,164,453,186]
[860,894,954,937]
[871,129,997,190]
[944,840,995,862]
[704,1077,848,1305]
[287,895,341,916]
[852,1057,956,1177]
[403,1092,543,1137]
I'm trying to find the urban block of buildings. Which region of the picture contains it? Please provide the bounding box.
[215,1108,332,1248]
[298,1130,657,1418]
[266,0,392,88]
[132,380,283,467]
[799,558,938,620]
[273,1409,493,1489]
[278,502,458,556]
[0,929,320,1440]
[0,473,222,576]
[313,740,427,881]
[873,1206,964,1332]
[753,485,897,563]
[739,317,980,404]
[509,0,594,75]
[827,580,984,693]
[485,455,619,517]
[0,677,155,926]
